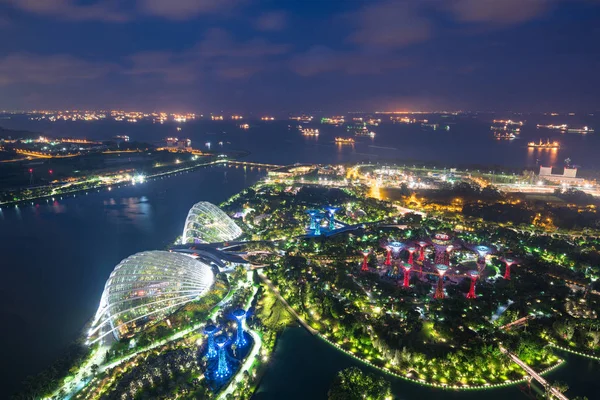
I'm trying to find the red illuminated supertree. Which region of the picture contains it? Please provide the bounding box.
[361,249,370,272]
[466,270,480,299]
[474,245,492,273]
[417,240,428,262]
[401,262,412,288]
[503,258,517,280]
[384,247,392,266]
[407,246,417,265]
[434,264,449,299]
[432,233,453,265]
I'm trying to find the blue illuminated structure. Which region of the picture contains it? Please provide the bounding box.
[214,335,231,379]
[314,215,323,235]
[306,209,319,230]
[232,309,247,348]
[204,324,218,360]
[324,206,340,230]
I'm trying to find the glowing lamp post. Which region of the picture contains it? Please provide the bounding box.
[417,240,428,262]
[232,309,247,348]
[203,324,218,360]
[503,258,517,280]
[434,264,449,299]
[466,270,480,299]
[361,249,370,272]
[215,335,231,380]
[401,262,412,288]
[384,246,392,266]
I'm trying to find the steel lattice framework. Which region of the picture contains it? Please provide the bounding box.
[182,201,242,244]
[88,251,214,343]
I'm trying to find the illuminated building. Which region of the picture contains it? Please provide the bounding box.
[204,325,218,360]
[401,262,412,288]
[434,264,449,299]
[232,309,247,348]
[215,335,231,379]
[503,258,517,280]
[88,251,214,344]
[466,270,480,299]
[182,202,243,244]
[361,249,370,272]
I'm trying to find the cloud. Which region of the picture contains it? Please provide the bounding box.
[137,0,241,20]
[0,0,128,22]
[0,53,115,85]
[445,0,554,25]
[345,1,433,49]
[254,11,287,32]
[290,46,410,76]
[126,29,290,82]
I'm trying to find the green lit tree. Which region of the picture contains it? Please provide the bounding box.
[328,367,392,400]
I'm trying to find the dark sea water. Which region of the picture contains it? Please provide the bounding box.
[1,115,599,398]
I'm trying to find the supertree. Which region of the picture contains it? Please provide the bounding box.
[214,335,231,380]
[388,241,404,258]
[431,233,453,265]
[384,246,392,266]
[324,206,340,231]
[474,245,492,272]
[203,324,218,360]
[314,215,323,235]
[466,270,480,299]
[361,249,370,272]
[306,209,319,230]
[232,309,247,348]
[401,262,412,288]
[407,246,417,265]
[417,240,429,262]
[503,258,517,280]
[434,264,449,299]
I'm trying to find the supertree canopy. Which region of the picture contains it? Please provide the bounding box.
[182,201,242,244]
[503,258,518,280]
[324,206,340,230]
[431,233,453,265]
[401,262,412,288]
[214,335,231,380]
[388,241,404,258]
[204,324,218,360]
[467,270,480,299]
[88,251,214,344]
[232,309,247,348]
[434,264,449,299]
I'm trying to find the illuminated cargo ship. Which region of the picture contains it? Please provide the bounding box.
[527,139,560,149]
[335,137,355,144]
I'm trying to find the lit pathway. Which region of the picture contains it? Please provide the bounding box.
[257,270,317,335]
[499,346,569,400]
[217,327,262,399]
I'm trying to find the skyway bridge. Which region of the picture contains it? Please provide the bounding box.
[499,346,569,400]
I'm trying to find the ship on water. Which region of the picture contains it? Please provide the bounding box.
[493,132,516,139]
[335,137,355,144]
[346,122,376,137]
[301,128,319,136]
[527,139,560,149]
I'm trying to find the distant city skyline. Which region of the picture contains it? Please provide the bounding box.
[1,0,600,112]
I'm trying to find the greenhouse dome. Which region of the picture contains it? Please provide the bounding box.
[182,201,242,244]
[88,251,214,343]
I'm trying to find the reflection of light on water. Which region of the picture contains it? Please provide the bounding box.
[527,147,558,166]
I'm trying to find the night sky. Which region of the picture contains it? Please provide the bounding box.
[1,0,600,113]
